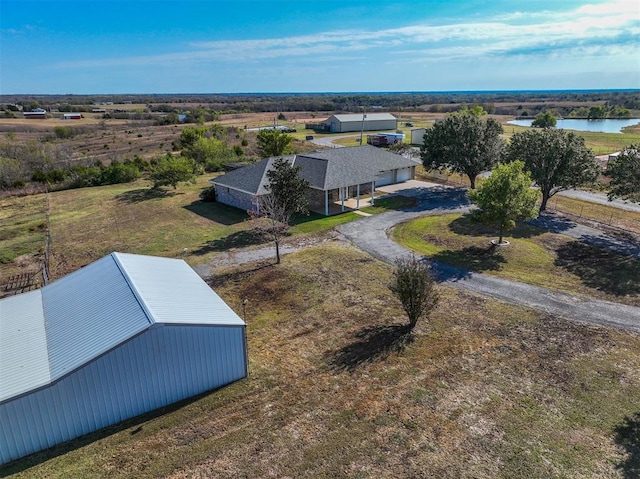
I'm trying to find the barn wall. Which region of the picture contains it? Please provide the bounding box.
[336,119,398,133]
[0,325,247,464]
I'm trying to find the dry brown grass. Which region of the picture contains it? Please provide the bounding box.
[5,243,640,478]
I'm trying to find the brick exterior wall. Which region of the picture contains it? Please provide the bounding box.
[216,187,257,213]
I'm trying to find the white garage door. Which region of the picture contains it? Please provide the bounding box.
[375,170,394,186]
[396,167,412,182]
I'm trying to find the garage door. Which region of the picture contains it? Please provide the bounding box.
[396,167,412,182]
[375,170,394,186]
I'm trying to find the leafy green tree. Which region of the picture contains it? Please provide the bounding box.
[149,155,197,189]
[389,254,439,330]
[506,128,599,212]
[588,105,608,119]
[183,136,235,172]
[179,126,207,149]
[607,144,640,203]
[469,161,539,244]
[421,112,504,189]
[256,129,293,157]
[531,111,557,128]
[609,106,631,118]
[252,157,309,264]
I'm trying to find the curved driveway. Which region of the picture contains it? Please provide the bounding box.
[337,185,640,333]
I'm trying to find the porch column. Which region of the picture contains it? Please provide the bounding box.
[371,181,375,205]
[356,184,360,209]
[341,187,345,212]
[324,189,329,216]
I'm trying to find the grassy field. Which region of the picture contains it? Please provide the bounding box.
[0,175,360,283]
[3,244,640,478]
[393,213,640,307]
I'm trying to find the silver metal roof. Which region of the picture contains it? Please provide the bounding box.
[0,290,49,402]
[0,253,245,403]
[114,253,245,326]
[326,113,397,123]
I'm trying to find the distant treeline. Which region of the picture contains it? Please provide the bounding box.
[2,90,639,116]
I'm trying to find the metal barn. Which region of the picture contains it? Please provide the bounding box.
[322,113,397,133]
[0,252,247,465]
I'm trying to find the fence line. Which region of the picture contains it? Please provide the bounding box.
[42,190,51,285]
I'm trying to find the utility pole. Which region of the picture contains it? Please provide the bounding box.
[359,108,366,145]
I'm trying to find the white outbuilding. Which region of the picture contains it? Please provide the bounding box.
[0,252,247,465]
[322,113,397,133]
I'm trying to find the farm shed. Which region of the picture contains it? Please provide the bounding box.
[211,145,418,216]
[321,113,397,133]
[410,128,427,145]
[23,108,47,119]
[62,113,82,120]
[0,252,247,465]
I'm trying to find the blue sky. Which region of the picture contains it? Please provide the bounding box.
[1,0,638,94]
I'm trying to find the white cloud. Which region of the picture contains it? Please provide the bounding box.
[56,0,639,70]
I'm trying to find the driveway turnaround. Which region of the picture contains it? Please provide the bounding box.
[337,184,640,333]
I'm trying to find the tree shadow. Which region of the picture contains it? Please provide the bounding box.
[577,233,640,258]
[115,188,180,204]
[614,412,640,478]
[529,212,575,234]
[431,244,507,274]
[183,201,248,226]
[190,230,270,256]
[207,261,274,289]
[325,323,414,372]
[429,260,473,282]
[554,241,640,296]
[448,214,546,239]
[406,186,471,211]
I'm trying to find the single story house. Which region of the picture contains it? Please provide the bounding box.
[0,252,247,465]
[211,145,419,216]
[321,113,397,133]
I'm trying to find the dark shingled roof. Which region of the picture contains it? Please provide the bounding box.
[211,145,418,194]
[210,155,295,195]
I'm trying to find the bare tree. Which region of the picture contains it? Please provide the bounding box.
[250,193,289,264]
[250,157,309,264]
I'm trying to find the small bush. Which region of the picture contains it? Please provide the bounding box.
[199,186,217,202]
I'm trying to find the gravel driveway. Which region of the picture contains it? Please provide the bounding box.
[337,183,640,332]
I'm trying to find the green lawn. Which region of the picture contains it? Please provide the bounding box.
[393,213,640,306]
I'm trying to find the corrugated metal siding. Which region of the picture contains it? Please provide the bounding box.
[43,254,150,380]
[114,253,245,326]
[0,324,246,464]
[0,291,50,402]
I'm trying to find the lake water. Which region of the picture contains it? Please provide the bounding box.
[507,118,640,134]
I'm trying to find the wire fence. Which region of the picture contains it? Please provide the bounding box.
[43,190,51,285]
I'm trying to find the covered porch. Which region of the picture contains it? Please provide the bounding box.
[308,182,378,216]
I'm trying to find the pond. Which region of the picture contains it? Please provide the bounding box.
[507,118,640,134]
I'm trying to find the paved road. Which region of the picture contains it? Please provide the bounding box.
[336,184,640,333]
[557,189,640,213]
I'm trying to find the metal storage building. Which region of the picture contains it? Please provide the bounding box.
[322,113,397,133]
[0,252,247,465]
